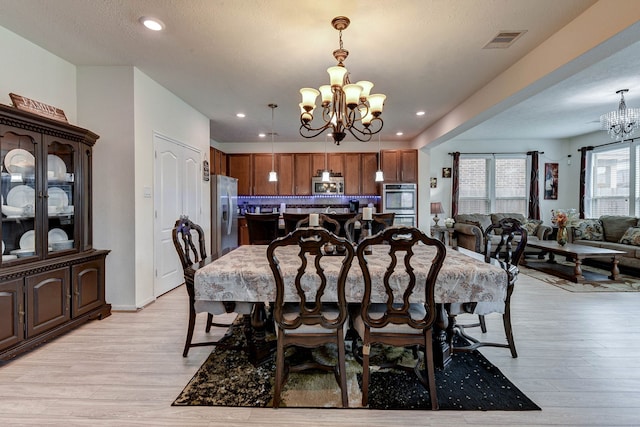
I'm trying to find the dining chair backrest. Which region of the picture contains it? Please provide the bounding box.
[267,227,355,330]
[245,212,280,245]
[344,212,395,243]
[324,212,357,237]
[172,215,208,270]
[356,226,446,330]
[295,214,341,236]
[372,212,395,233]
[483,217,527,284]
[282,212,309,234]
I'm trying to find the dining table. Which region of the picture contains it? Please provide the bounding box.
[194,244,508,368]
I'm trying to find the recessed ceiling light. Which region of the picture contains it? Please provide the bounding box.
[396,132,404,136]
[416,111,426,116]
[258,133,266,138]
[236,113,246,118]
[139,17,165,31]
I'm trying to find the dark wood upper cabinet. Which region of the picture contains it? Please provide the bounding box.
[252,154,278,196]
[277,153,294,195]
[293,153,311,195]
[361,152,379,194]
[227,154,252,195]
[381,149,418,182]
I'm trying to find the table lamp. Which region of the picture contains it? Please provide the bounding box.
[430,202,444,226]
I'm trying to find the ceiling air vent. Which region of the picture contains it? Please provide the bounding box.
[483,30,527,49]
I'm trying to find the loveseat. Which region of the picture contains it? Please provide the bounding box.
[570,215,640,271]
[452,212,552,255]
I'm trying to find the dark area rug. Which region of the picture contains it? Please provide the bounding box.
[173,320,540,411]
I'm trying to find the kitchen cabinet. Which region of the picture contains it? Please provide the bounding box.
[344,153,379,195]
[311,153,326,177]
[0,104,110,362]
[227,154,252,195]
[238,217,249,245]
[293,154,311,195]
[253,154,278,195]
[381,149,418,182]
[209,147,227,176]
[227,154,280,196]
[277,153,294,195]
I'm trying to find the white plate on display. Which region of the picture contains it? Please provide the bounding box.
[47,154,67,181]
[10,249,35,258]
[48,187,69,208]
[49,228,69,243]
[2,240,4,254]
[6,185,35,208]
[19,230,35,250]
[4,148,35,174]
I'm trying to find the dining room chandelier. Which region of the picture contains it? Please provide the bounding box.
[600,89,640,140]
[299,16,386,145]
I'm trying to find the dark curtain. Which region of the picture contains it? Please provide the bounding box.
[579,146,592,219]
[527,151,540,220]
[451,152,460,217]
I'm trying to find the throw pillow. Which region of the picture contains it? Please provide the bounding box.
[619,227,640,246]
[572,219,604,241]
[522,220,540,237]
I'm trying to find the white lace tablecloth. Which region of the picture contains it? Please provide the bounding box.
[194,245,507,315]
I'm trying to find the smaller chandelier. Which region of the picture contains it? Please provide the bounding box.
[600,89,640,140]
[299,16,386,145]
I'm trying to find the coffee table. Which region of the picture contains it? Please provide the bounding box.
[523,240,625,283]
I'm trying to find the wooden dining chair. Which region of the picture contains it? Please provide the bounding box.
[454,217,527,358]
[344,213,395,243]
[245,212,280,244]
[266,227,355,408]
[353,226,446,409]
[282,212,308,234]
[172,216,236,357]
[324,212,357,237]
[372,212,395,234]
[295,213,341,236]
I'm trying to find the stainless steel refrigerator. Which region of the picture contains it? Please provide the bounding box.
[211,175,238,258]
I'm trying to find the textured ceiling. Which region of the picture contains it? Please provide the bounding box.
[1,0,638,146]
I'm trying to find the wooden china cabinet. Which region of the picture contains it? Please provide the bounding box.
[0,104,110,362]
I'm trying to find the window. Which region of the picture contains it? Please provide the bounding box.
[587,142,637,217]
[458,155,528,214]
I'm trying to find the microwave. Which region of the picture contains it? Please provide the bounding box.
[311,176,345,195]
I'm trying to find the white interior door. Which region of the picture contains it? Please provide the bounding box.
[154,133,201,297]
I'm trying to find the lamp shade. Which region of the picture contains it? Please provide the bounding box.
[430,202,444,215]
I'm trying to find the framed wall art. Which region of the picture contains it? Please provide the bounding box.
[544,162,558,200]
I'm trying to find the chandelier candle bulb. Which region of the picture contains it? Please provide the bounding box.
[356,81,374,99]
[344,84,363,108]
[368,94,387,116]
[300,88,319,110]
[363,207,373,221]
[328,66,348,87]
[309,213,319,227]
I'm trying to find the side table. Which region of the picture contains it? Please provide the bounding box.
[431,225,455,247]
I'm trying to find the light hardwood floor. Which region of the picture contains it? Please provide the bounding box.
[1,268,640,426]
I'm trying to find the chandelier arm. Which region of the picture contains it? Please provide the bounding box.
[299,123,332,139]
[347,117,383,136]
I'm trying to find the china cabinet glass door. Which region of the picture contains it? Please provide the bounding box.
[0,129,40,264]
[46,137,76,255]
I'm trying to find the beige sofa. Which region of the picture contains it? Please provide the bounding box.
[453,212,552,254]
[570,215,640,271]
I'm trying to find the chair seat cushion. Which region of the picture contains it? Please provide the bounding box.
[353,303,426,339]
